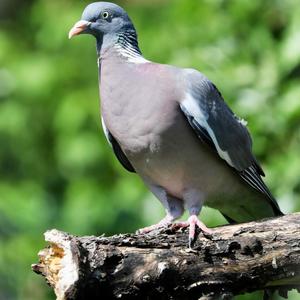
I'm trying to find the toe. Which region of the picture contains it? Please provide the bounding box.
[170,221,189,231]
[188,215,213,234]
[188,219,196,241]
[196,219,213,234]
[137,217,173,234]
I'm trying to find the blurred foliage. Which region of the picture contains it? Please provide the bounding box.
[0,0,299,299]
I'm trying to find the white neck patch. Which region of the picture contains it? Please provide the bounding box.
[114,44,149,64]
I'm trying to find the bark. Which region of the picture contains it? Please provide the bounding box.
[32,213,300,300]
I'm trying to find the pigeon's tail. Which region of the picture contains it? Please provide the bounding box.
[272,204,284,217]
[264,188,284,218]
[221,191,284,224]
[222,214,238,224]
[222,207,283,225]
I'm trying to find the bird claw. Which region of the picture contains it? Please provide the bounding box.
[172,215,213,248]
[188,236,194,249]
[136,218,172,234]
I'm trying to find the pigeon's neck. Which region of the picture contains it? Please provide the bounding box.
[97,30,149,64]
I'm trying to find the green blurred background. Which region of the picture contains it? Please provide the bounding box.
[0,0,300,299]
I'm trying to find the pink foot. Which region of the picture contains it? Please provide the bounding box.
[172,215,213,247]
[136,217,172,234]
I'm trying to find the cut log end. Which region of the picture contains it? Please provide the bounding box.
[32,229,79,300]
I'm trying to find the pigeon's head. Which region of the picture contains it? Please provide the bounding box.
[69,2,134,40]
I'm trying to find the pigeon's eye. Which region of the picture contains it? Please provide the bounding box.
[102,11,110,19]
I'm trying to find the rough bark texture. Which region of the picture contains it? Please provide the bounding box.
[32,213,300,300]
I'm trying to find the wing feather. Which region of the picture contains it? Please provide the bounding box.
[180,69,282,215]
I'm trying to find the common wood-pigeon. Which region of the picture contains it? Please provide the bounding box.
[69,2,283,246]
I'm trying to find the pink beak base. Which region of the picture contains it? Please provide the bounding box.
[68,20,90,39]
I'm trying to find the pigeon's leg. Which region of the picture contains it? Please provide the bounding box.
[172,189,213,247]
[137,184,184,234]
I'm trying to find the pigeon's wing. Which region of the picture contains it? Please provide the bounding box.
[180,69,282,215]
[101,117,135,173]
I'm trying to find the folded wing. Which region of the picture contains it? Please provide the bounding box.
[180,69,282,215]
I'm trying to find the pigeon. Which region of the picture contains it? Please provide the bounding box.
[69,2,283,246]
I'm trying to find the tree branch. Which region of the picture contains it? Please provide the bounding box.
[32,213,300,300]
